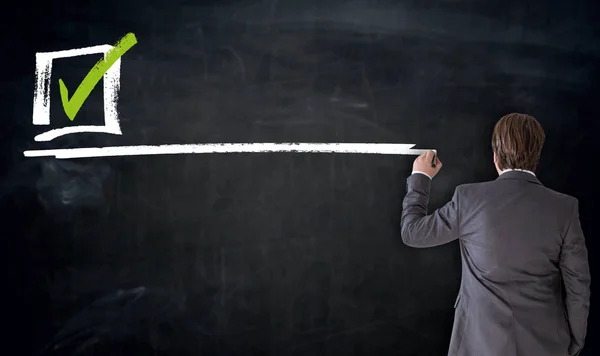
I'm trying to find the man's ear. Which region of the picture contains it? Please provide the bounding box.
[493,151,498,164]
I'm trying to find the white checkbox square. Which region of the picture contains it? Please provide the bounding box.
[32,44,123,142]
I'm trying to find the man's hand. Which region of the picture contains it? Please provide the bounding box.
[412,150,442,178]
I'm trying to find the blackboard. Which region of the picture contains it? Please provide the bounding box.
[3,0,599,355]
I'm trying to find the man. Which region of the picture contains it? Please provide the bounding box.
[401,113,590,356]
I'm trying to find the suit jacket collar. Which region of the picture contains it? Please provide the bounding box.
[496,170,542,185]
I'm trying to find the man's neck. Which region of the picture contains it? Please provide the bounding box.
[499,168,536,176]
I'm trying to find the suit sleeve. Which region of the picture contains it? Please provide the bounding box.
[559,198,591,356]
[401,173,460,248]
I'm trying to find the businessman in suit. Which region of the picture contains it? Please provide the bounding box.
[401,113,590,356]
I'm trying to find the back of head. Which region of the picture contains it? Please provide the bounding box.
[491,113,545,172]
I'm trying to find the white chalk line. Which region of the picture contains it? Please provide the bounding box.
[23,143,435,159]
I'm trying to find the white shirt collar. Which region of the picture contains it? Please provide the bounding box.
[500,168,536,177]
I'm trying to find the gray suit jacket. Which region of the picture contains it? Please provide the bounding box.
[401,171,590,356]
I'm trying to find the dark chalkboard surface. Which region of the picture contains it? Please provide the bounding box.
[3,0,599,355]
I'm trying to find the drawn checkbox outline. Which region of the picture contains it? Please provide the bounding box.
[32,44,123,142]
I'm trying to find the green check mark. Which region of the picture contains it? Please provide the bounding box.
[58,32,138,121]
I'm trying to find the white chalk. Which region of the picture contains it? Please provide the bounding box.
[408,149,437,155]
[23,143,435,160]
[32,44,123,142]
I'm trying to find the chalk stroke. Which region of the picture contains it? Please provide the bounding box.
[59,33,137,121]
[32,42,125,142]
[23,143,434,159]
